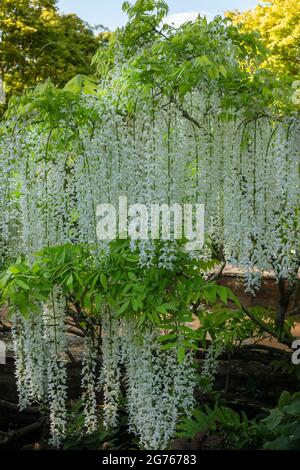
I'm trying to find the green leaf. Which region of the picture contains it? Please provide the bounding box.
[208,65,220,80]
[160,342,177,351]
[94,293,103,312]
[219,64,227,77]
[138,312,146,327]
[90,273,100,290]
[218,286,228,304]
[64,75,97,95]
[177,346,185,364]
[8,266,21,275]
[278,391,291,409]
[197,55,213,66]
[116,300,131,316]
[131,297,139,312]
[128,272,137,281]
[100,273,108,290]
[283,396,300,417]
[66,273,73,290]
[264,436,290,450]
[157,333,177,343]
[262,408,284,431]
[156,303,173,314]
[0,273,11,288]
[15,279,30,290]
[204,285,217,304]
[57,247,66,265]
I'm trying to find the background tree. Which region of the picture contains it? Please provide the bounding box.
[226,0,300,77]
[0,0,105,103]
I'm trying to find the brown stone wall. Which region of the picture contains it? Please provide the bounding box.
[219,273,300,313]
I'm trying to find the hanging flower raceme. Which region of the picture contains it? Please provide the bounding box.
[11,313,31,410]
[122,326,197,450]
[42,288,68,448]
[100,309,122,430]
[81,326,99,434]
[23,313,48,404]
[199,342,224,393]
[12,310,48,409]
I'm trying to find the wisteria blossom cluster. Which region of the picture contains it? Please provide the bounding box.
[123,327,197,449]
[100,311,122,430]
[81,326,99,434]
[199,343,224,393]
[0,28,299,450]
[0,91,299,289]
[12,303,198,448]
[11,288,68,447]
